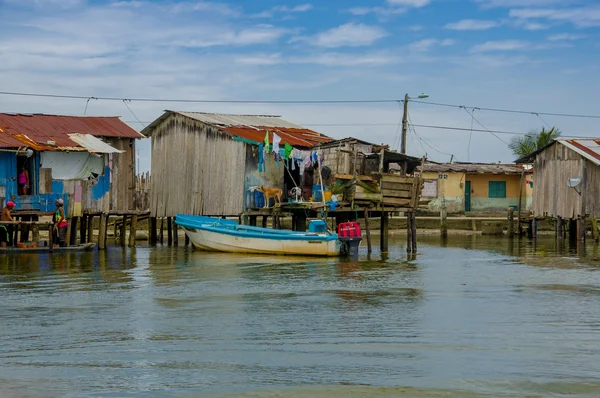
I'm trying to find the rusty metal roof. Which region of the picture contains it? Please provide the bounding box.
[67,133,123,153]
[420,162,526,174]
[0,113,144,149]
[141,110,333,148]
[558,138,600,166]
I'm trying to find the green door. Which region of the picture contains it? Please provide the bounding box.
[465,181,471,212]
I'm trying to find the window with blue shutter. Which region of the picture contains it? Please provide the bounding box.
[488,181,506,198]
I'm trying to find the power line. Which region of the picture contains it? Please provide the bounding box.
[461,107,509,145]
[533,112,552,129]
[122,100,146,127]
[408,112,454,158]
[0,90,399,104]
[1,89,600,119]
[411,99,600,120]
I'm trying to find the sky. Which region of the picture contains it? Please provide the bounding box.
[0,0,599,173]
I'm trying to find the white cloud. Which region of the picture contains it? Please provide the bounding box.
[410,39,438,52]
[387,0,430,7]
[509,6,600,27]
[348,6,407,16]
[476,0,574,7]
[445,19,501,30]
[548,33,586,41]
[294,23,387,48]
[471,40,530,52]
[441,39,456,46]
[254,3,313,18]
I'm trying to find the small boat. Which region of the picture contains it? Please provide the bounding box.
[0,242,96,254]
[175,214,347,257]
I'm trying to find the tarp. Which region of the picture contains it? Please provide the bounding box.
[40,152,105,180]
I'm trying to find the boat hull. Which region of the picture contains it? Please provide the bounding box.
[175,215,342,257]
[184,227,341,256]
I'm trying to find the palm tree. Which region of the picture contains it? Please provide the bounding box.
[509,127,561,158]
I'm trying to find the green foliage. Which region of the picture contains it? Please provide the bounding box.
[509,127,561,158]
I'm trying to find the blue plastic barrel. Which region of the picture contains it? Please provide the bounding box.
[312,185,324,202]
[254,190,265,208]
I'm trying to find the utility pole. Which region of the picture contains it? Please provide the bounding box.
[401,93,409,155]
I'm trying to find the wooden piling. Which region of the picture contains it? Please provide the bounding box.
[12,222,19,246]
[441,208,448,238]
[406,211,413,253]
[167,217,173,246]
[149,217,157,245]
[120,215,127,247]
[296,213,307,232]
[592,218,599,242]
[578,217,586,242]
[532,216,537,240]
[87,215,95,243]
[65,218,71,245]
[557,216,564,240]
[380,212,389,253]
[249,215,257,226]
[70,216,79,245]
[363,209,372,254]
[173,220,179,246]
[185,234,190,246]
[80,214,87,244]
[129,214,138,247]
[98,214,107,250]
[48,224,54,253]
[159,217,164,244]
[508,207,515,237]
[262,216,268,228]
[32,223,39,244]
[411,211,417,253]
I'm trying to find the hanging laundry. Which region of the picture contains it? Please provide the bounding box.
[264,130,270,154]
[284,143,293,160]
[273,133,281,156]
[258,143,265,172]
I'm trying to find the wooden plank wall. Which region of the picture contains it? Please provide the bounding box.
[381,174,422,208]
[150,114,246,217]
[532,143,590,219]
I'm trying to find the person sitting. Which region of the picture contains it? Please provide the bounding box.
[0,201,16,247]
[18,166,29,196]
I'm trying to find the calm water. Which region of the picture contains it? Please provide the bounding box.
[1,236,600,397]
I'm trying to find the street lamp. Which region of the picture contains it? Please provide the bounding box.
[401,93,430,154]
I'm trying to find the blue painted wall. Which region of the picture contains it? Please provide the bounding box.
[0,151,68,212]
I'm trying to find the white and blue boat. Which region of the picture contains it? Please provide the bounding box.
[175,214,343,256]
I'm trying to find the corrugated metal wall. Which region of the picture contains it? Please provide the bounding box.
[150,114,247,217]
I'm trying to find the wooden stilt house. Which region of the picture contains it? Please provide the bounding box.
[142,111,333,218]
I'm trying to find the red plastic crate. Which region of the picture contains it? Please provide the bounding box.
[337,222,362,238]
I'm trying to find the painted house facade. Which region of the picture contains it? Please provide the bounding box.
[418,162,533,214]
[142,111,333,217]
[517,138,600,220]
[0,113,144,216]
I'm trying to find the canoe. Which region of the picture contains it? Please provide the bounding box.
[175,214,341,257]
[0,242,96,254]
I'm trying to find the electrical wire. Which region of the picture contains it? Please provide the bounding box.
[411,99,600,120]
[1,89,600,119]
[461,106,509,145]
[408,112,454,157]
[533,112,552,129]
[467,108,476,161]
[122,100,146,127]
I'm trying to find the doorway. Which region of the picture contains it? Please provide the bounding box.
[465,180,471,212]
[16,154,35,196]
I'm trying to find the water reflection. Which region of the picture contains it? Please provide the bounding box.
[0,237,599,397]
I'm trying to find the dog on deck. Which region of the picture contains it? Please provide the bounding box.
[257,186,283,208]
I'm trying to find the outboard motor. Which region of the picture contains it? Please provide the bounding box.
[338,222,362,258]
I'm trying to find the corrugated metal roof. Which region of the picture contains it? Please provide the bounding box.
[558,138,600,166]
[177,111,306,129]
[420,162,525,174]
[141,110,333,148]
[67,133,123,153]
[0,113,144,149]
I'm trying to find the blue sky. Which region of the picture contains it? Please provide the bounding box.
[1,0,599,172]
